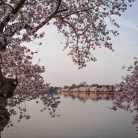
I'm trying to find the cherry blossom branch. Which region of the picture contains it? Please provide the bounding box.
[0,0,26,32]
[34,0,62,32]
[0,2,14,10]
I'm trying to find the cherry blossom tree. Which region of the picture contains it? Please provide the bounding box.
[0,0,136,126]
[111,58,138,124]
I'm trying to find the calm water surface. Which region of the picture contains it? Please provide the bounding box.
[2,92,138,138]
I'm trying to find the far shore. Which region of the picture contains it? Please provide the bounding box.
[60,91,117,94]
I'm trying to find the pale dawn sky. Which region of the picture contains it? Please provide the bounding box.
[24,1,138,87]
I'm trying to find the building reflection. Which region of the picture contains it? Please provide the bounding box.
[61,92,115,102]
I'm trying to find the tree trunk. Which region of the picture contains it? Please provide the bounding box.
[0,68,18,98]
[0,68,18,137]
[0,97,10,135]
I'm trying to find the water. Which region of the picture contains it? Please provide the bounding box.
[1,92,138,138]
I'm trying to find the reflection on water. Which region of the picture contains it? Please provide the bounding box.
[61,92,114,102]
[1,93,138,138]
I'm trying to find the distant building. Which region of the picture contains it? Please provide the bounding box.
[108,86,113,92]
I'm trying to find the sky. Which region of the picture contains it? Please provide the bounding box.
[25,1,138,87]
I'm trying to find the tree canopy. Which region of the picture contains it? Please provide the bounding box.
[0,0,135,68]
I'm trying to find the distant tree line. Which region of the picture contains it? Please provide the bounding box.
[49,86,61,94]
[63,82,122,90]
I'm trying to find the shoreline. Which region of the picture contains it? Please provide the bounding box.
[60,91,117,94]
